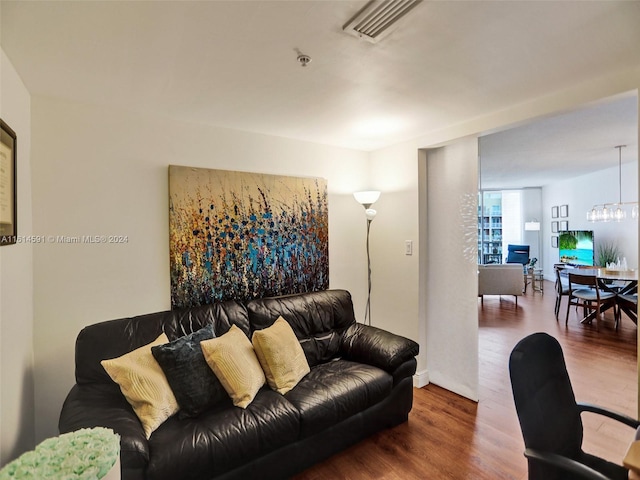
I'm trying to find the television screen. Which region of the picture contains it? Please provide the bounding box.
[559,230,594,266]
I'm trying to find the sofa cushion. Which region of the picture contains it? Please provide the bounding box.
[201,325,266,408]
[101,333,179,438]
[252,317,310,394]
[246,290,356,367]
[284,359,392,438]
[146,389,300,480]
[151,325,228,418]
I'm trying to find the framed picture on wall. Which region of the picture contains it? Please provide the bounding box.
[552,206,559,218]
[560,220,569,231]
[0,119,17,246]
[551,221,558,233]
[551,236,558,248]
[168,166,329,308]
[560,204,569,218]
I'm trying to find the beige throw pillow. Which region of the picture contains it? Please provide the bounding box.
[252,317,310,395]
[101,333,178,438]
[200,325,265,408]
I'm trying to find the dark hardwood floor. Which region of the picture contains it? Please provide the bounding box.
[294,281,638,479]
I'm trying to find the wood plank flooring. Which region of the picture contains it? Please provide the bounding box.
[294,281,638,479]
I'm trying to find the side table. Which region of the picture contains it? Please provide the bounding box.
[526,268,544,294]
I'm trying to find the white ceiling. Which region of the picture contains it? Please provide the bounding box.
[1,0,639,184]
[480,93,638,189]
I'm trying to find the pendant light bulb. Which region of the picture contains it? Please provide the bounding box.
[613,205,626,222]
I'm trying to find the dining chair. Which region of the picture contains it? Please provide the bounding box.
[566,273,617,330]
[554,265,570,319]
[509,332,640,480]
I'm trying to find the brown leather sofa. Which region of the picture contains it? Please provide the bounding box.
[59,290,419,480]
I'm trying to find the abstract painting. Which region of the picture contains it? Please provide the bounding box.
[169,166,328,308]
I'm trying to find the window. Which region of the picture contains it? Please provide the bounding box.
[478,190,522,263]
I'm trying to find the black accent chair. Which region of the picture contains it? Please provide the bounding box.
[509,332,639,480]
[506,244,530,266]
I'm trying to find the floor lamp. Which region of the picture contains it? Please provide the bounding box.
[353,190,381,326]
[524,220,541,269]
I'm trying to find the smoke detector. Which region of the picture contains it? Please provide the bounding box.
[297,53,312,67]
[343,0,423,43]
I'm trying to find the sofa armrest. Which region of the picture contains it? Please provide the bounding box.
[391,358,418,386]
[59,383,149,472]
[340,323,419,373]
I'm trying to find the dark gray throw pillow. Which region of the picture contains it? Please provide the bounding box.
[151,324,227,418]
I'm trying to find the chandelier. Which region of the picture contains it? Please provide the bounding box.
[587,145,638,222]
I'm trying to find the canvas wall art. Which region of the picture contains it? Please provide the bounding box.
[169,166,329,308]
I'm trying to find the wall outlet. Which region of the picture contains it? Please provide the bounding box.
[405,240,413,256]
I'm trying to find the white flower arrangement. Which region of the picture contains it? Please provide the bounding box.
[0,427,120,480]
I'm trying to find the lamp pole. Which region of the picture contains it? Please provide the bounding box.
[353,191,381,326]
[364,208,376,325]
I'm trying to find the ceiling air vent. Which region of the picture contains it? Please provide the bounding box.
[343,0,423,43]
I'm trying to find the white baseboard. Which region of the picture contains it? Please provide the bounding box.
[413,369,429,388]
[428,371,479,402]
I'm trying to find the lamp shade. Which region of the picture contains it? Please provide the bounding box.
[353,191,381,206]
[524,221,541,231]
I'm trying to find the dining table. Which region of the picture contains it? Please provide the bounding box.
[562,267,638,324]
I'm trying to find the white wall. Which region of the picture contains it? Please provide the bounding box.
[0,50,34,465]
[424,140,479,400]
[366,141,420,342]
[30,96,370,442]
[543,161,638,278]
